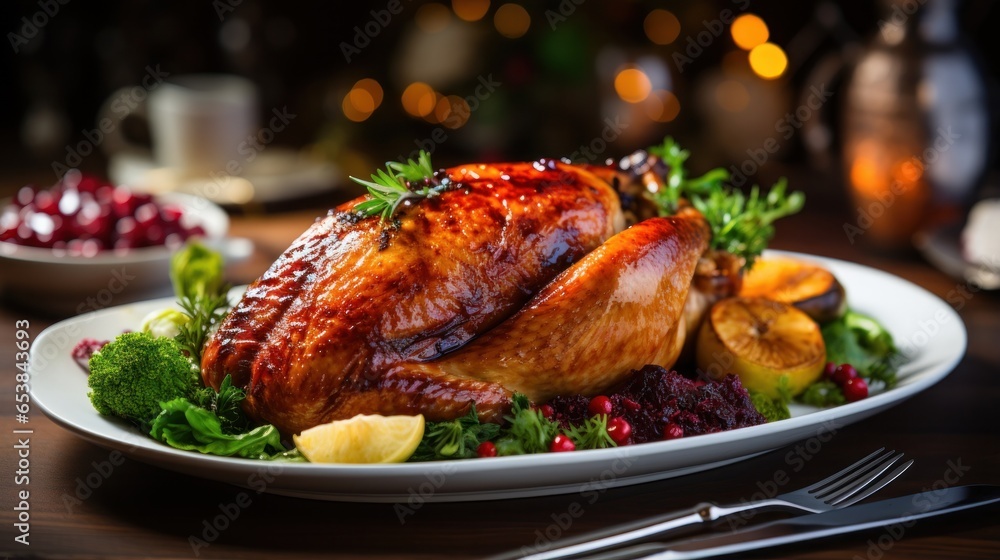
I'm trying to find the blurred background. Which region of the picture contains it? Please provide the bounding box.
[1,0,999,251]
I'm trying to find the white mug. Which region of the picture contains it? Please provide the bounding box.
[99,74,259,178]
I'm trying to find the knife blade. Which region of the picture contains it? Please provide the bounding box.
[578,484,1000,560]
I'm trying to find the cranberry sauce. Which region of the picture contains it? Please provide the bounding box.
[546,365,766,444]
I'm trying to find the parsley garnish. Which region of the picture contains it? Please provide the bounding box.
[408,394,619,461]
[647,137,804,269]
[409,404,500,461]
[494,394,560,455]
[350,151,449,221]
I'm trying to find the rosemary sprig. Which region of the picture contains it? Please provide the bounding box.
[350,151,448,221]
[169,242,231,365]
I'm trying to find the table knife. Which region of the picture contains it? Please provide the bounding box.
[574,484,1000,560]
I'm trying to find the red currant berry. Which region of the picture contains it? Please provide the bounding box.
[832,364,858,385]
[34,191,59,215]
[115,217,143,248]
[134,202,161,226]
[161,205,184,222]
[15,186,35,208]
[143,224,166,246]
[663,422,684,440]
[588,395,613,417]
[476,441,497,458]
[95,185,115,207]
[549,434,576,452]
[606,416,632,445]
[58,188,81,217]
[823,362,838,379]
[111,187,137,218]
[843,377,868,402]
[539,404,555,419]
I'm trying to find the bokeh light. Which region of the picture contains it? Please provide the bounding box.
[343,79,384,122]
[731,14,769,50]
[416,3,452,33]
[354,78,384,109]
[643,9,681,45]
[348,88,375,113]
[850,154,886,196]
[645,90,681,122]
[402,82,438,117]
[453,0,490,22]
[715,80,750,112]
[748,42,787,79]
[614,67,652,103]
[343,94,370,122]
[494,4,530,39]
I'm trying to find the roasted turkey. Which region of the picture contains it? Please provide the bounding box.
[201,158,717,436]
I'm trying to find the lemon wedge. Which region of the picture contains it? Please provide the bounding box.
[293,414,425,464]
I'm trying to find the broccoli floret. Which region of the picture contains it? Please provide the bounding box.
[87,331,200,427]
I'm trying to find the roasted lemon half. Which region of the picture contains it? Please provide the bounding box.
[740,257,846,323]
[697,297,826,399]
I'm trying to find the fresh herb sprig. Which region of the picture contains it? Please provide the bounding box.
[410,404,501,461]
[409,393,618,461]
[564,414,616,450]
[494,394,560,455]
[647,137,804,269]
[175,291,230,364]
[193,374,250,434]
[169,242,232,364]
[350,151,449,221]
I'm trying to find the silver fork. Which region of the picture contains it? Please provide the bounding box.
[511,448,913,560]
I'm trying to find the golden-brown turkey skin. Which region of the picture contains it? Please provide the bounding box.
[396,207,709,403]
[201,161,624,435]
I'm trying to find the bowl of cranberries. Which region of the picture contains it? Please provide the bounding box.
[0,174,230,315]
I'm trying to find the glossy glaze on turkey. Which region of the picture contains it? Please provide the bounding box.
[201,159,710,436]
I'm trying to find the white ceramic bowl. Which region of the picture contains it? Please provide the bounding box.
[0,192,231,316]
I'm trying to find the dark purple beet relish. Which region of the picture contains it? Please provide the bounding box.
[545,365,765,444]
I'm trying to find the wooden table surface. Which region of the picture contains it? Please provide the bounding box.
[1,195,998,559]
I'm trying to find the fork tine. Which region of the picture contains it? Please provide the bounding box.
[803,447,886,494]
[812,451,903,502]
[835,459,914,508]
[821,451,903,505]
